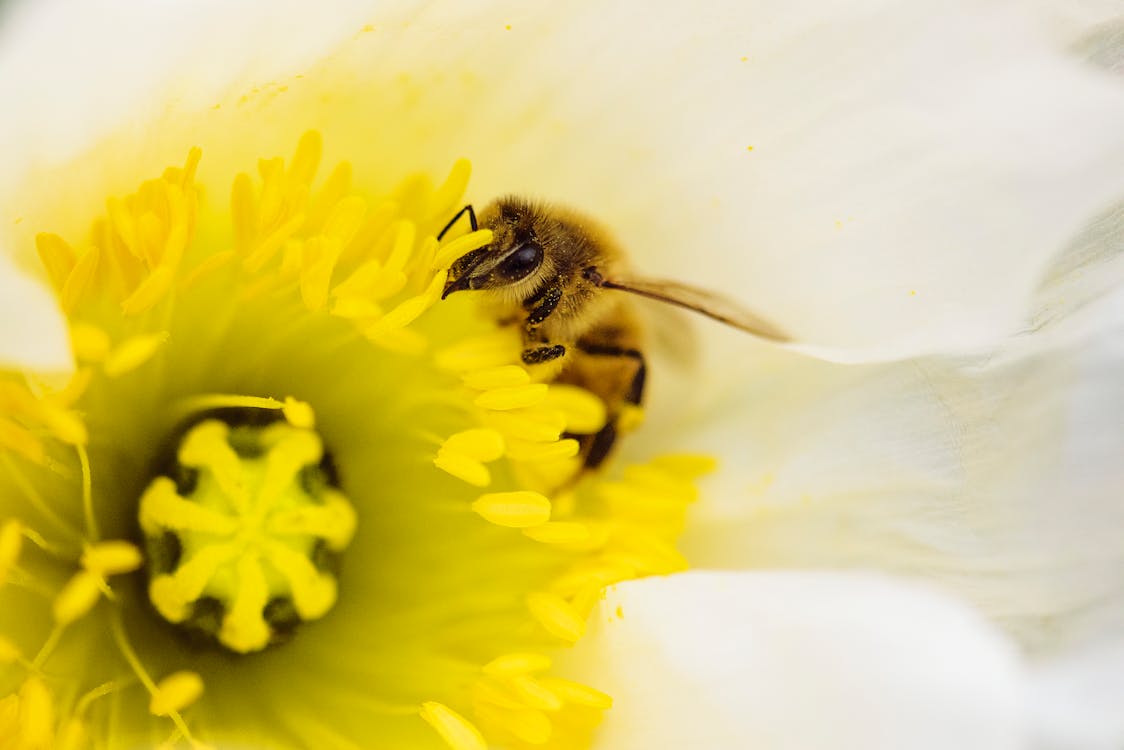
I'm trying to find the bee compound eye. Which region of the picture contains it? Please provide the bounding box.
[497,242,543,281]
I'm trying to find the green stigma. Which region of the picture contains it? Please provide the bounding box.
[138,418,356,653]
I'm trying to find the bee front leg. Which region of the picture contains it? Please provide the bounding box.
[524,280,564,326]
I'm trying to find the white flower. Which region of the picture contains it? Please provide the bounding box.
[1,1,1123,749]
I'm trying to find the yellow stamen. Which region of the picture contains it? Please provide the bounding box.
[472,491,552,528]
[476,703,552,744]
[53,570,102,624]
[442,428,506,460]
[474,384,549,410]
[538,677,614,709]
[462,365,530,390]
[70,322,111,362]
[433,451,491,487]
[149,671,205,717]
[431,230,495,270]
[35,232,77,294]
[18,677,55,749]
[522,521,592,545]
[56,719,88,750]
[103,332,169,377]
[81,540,143,576]
[526,591,587,642]
[420,702,487,750]
[482,652,552,676]
[505,438,579,462]
[540,385,608,433]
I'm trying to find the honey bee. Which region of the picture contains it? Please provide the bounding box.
[440,197,789,469]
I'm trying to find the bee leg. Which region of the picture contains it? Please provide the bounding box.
[522,344,566,364]
[573,344,647,469]
[524,279,564,326]
[437,204,478,241]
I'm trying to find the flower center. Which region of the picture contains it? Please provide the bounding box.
[140,416,356,653]
[0,131,712,750]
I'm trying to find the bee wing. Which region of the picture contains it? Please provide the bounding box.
[602,276,790,342]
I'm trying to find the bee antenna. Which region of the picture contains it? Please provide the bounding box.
[437,204,478,241]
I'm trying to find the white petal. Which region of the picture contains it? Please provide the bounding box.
[0,253,71,372]
[570,571,1023,750]
[663,278,1124,652]
[1028,637,1124,750]
[3,1,1124,360]
[0,0,377,172]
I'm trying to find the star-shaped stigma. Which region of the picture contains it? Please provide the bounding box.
[139,418,356,653]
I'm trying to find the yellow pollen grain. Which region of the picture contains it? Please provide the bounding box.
[474,384,548,411]
[462,365,530,390]
[420,702,487,750]
[526,591,586,642]
[81,540,143,576]
[149,671,204,717]
[471,491,551,528]
[53,570,103,625]
[482,652,552,677]
[522,522,591,545]
[103,332,170,377]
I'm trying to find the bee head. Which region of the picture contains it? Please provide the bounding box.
[442,239,545,299]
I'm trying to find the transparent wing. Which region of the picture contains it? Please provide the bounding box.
[602,276,790,342]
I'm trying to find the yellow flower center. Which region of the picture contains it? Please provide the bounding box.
[0,132,712,749]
